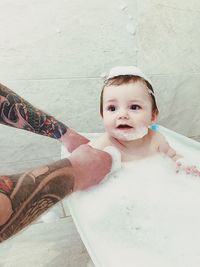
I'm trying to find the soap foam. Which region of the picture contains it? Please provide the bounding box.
[103,146,122,175]
[69,153,200,267]
[111,126,148,141]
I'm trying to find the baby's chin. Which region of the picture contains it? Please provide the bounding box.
[110,126,149,141]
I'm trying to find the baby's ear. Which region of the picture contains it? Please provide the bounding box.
[151,112,158,123]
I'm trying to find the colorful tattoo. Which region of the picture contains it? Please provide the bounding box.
[0,176,13,195]
[0,158,75,242]
[0,83,68,139]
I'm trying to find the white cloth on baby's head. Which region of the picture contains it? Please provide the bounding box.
[106,66,153,87]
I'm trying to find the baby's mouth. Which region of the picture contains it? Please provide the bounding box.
[116,124,133,130]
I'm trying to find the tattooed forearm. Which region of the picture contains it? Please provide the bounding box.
[0,158,75,242]
[0,83,68,139]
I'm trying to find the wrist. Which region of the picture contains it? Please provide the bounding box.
[59,129,89,152]
[174,155,184,162]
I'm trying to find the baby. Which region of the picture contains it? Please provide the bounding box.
[90,66,200,176]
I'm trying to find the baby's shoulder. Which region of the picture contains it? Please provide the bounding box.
[150,130,167,148]
[89,133,112,150]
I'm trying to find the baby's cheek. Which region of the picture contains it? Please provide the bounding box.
[138,115,152,125]
[134,118,148,127]
[103,116,113,129]
[104,123,112,132]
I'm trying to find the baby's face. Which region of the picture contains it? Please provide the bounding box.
[102,81,156,141]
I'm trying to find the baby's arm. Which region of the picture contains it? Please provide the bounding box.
[156,133,200,176]
[156,133,182,162]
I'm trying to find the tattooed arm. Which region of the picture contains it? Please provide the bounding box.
[0,145,112,242]
[0,83,88,152]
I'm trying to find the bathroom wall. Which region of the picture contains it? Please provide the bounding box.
[0,0,199,173]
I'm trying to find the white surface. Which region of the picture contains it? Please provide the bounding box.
[61,126,200,267]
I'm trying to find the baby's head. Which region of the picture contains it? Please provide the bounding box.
[100,66,159,141]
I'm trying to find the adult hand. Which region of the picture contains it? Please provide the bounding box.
[59,128,89,152]
[69,144,112,191]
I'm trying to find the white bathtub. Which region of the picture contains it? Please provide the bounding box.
[61,126,200,267]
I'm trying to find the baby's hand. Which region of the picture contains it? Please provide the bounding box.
[175,158,200,176]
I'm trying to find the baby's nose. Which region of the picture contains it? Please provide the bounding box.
[117,109,129,119]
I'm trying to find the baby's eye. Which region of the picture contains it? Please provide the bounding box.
[107,105,116,112]
[130,104,141,110]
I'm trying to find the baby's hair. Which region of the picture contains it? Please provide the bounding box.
[100,75,159,116]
